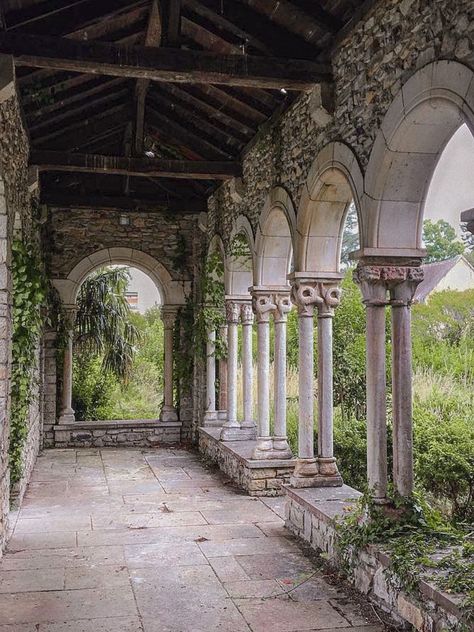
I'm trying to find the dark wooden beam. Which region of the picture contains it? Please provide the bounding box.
[31,150,241,180]
[0,33,332,90]
[165,0,181,46]
[41,192,206,213]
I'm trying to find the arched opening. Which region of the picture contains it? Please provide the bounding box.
[72,264,164,422]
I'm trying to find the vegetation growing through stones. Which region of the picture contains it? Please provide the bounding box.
[10,239,48,486]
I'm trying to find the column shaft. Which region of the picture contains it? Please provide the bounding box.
[317,313,339,477]
[160,308,178,422]
[59,330,75,424]
[241,304,255,433]
[272,293,292,458]
[220,302,242,440]
[206,329,216,413]
[218,324,228,415]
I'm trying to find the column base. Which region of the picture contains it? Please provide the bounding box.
[58,411,75,425]
[290,457,318,486]
[217,410,228,422]
[160,406,178,422]
[317,457,340,477]
[202,410,220,427]
[271,436,292,459]
[251,437,274,459]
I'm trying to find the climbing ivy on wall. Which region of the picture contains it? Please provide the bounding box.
[10,239,47,486]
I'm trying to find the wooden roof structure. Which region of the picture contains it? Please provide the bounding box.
[0,0,368,213]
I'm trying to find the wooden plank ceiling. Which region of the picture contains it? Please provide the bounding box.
[1,0,364,213]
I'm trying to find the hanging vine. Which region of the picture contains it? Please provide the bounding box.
[10,238,48,485]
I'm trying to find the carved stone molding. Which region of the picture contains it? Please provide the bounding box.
[225,300,241,325]
[240,302,254,325]
[161,306,178,330]
[353,264,424,306]
[251,292,276,324]
[291,281,341,317]
[273,291,292,323]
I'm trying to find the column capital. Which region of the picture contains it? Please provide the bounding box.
[250,287,277,324]
[63,304,78,329]
[225,299,241,325]
[290,279,341,317]
[240,302,254,325]
[353,261,423,306]
[161,305,178,329]
[273,290,292,323]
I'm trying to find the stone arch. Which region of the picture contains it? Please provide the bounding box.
[53,247,186,307]
[225,215,255,296]
[296,142,364,274]
[255,186,296,286]
[364,60,474,253]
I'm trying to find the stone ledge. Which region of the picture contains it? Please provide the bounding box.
[56,419,182,430]
[199,427,296,496]
[284,486,466,631]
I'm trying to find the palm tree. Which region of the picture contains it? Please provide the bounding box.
[75,267,140,382]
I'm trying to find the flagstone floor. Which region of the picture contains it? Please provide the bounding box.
[0,448,387,631]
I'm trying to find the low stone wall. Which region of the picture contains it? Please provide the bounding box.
[198,427,295,496]
[54,420,182,448]
[285,486,465,631]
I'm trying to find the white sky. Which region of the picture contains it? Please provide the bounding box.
[425,124,474,237]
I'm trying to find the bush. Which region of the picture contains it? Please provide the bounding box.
[72,355,117,421]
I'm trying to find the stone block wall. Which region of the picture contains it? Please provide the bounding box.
[199,428,295,496]
[0,56,39,555]
[285,487,466,631]
[54,420,182,449]
[207,0,474,247]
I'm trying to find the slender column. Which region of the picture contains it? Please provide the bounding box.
[220,301,242,440]
[217,323,228,420]
[272,292,292,458]
[354,266,389,501]
[161,307,178,422]
[240,303,256,435]
[204,327,217,421]
[251,290,275,459]
[316,283,342,482]
[58,306,77,424]
[389,268,423,497]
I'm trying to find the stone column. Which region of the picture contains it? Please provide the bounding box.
[290,282,319,485]
[220,301,242,441]
[272,292,292,458]
[251,290,275,459]
[217,323,228,422]
[160,307,178,422]
[203,326,218,424]
[58,306,77,424]
[353,265,389,501]
[240,302,256,437]
[316,283,343,483]
[389,267,423,497]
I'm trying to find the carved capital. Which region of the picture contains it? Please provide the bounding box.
[273,291,292,323]
[240,302,254,325]
[63,305,78,330]
[354,264,423,306]
[252,292,276,324]
[290,281,340,317]
[225,300,241,325]
[161,307,177,330]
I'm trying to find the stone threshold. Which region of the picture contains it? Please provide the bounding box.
[198,427,296,496]
[284,485,466,631]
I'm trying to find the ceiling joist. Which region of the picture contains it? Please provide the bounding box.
[0,33,332,90]
[31,150,242,180]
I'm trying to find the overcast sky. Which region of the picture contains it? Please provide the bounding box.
[425,124,474,237]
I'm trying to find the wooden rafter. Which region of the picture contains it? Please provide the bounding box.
[31,150,242,180]
[0,33,332,90]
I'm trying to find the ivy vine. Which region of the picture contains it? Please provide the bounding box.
[10,239,47,486]
[336,490,474,629]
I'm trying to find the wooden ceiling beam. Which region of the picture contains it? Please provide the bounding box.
[0,33,332,90]
[30,150,242,180]
[41,192,206,213]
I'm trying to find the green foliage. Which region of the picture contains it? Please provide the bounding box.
[174,298,195,404]
[75,267,140,381]
[340,202,360,266]
[10,239,47,485]
[423,219,465,263]
[194,248,226,361]
[72,355,117,421]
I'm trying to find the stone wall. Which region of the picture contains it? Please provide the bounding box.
[207,0,474,247]
[285,486,466,631]
[199,428,295,496]
[54,420,182,449]
[0,56,38,555]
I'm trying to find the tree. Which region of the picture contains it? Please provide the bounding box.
[461,222,474,266]
[423,219,465,263]
[340,202,360,267]
[74,267,140,381]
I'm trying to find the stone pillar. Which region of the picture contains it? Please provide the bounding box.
[389,268,423,497]
[203,326,217,424]
[58,306,77,424]
[240,302,256,436]
[160,307,178,422]
[316,283,343,484]
[353,266,389,501]
[220,301,242,441]
[272,292,292,458]
[217,323,228,422]
[251,290,275,459]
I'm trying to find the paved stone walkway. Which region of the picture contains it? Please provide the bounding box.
[0,448,386,631]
